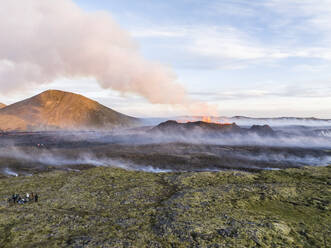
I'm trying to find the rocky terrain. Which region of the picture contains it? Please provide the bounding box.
[0,103,6,109]
[0,165,330,247]
[2,130,331,177]
[151,120,275,137]
[0,90,139,131]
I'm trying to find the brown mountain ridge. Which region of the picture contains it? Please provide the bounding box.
[0,90,139,131]
[0,103,6,109]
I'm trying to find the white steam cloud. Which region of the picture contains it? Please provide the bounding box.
[0,0,216,114]
[0,146,172,174]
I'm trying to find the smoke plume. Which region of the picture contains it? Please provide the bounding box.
[0,0,216,114]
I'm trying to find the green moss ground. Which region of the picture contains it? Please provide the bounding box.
[0,166,330,247]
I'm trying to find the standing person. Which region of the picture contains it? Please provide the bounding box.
[34,193,38,202]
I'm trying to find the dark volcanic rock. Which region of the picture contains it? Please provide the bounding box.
[151,120,275,137]
[249,124,275,136]
[151,120,242,135]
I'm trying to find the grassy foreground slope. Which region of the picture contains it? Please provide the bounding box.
[0,166,330,247]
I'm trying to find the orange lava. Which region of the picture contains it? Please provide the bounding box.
[177,116,232,125]
[202,116,212,123]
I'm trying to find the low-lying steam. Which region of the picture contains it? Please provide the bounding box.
[1,120,331,177]
[0,146,173,176]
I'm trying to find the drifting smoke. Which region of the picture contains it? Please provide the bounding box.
[2,168,18,177]
[0,0,217,114]
[1,125,331,177]
[0,146,172,175]
[1,123,330,177]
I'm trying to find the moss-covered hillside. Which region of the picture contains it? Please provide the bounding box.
[0,166,330,247]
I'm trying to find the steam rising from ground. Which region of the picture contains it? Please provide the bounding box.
[0,0,216,114]
[0,146,173,175]
[2,168,18,177]
[142,132,331,148]
[1,124,331,177]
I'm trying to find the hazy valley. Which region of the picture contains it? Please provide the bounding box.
[0,91,330,247]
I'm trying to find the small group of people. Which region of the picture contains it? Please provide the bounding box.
[8,192,39,205]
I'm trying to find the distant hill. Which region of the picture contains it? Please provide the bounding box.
[144,115,331,127]
[0,103,6,109]
[151,116,331,127]
[229,116,331,126]
[0,90,139,131]
[151,120,239,135]
[151,120,275,136]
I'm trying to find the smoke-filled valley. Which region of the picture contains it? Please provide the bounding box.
[1,120,331,177]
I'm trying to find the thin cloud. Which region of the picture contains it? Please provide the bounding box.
[131,25,331,67]
[129,0,331,69]
[190,82,331,100]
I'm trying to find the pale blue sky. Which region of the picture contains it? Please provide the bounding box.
[1,0,331,117]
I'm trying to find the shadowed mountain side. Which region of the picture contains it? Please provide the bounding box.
[152,120,241,133]
[249,124,275,135]
[0,103,5,109]
[151,120,275,136]
[0,90,139,131]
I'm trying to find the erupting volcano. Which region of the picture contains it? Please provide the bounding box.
[177,116,232,125]
[151,119,275,137]
[202,116,232,125]
[202,116,212,123]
